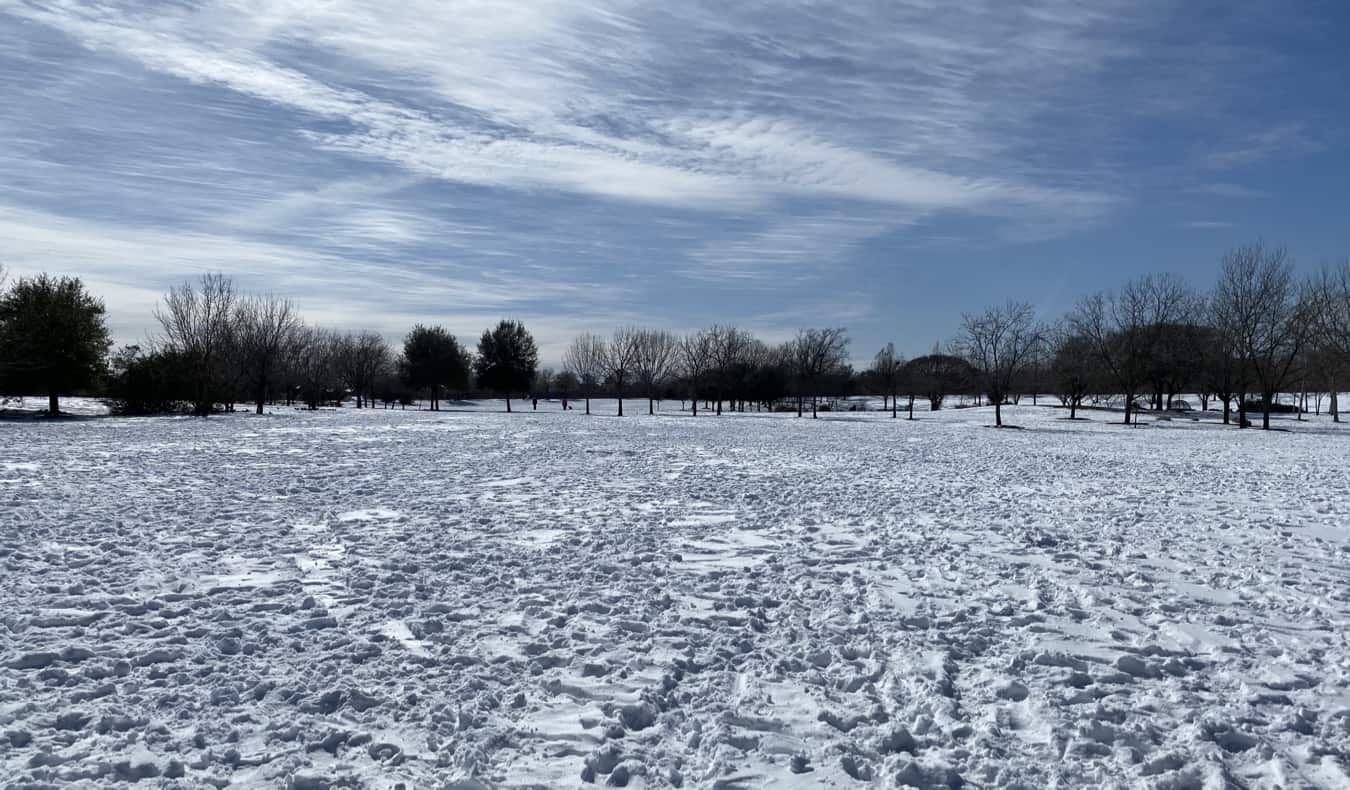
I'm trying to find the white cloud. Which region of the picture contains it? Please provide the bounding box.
[0,0,1331,359]
[5,0,1121,218]
[0,203,633,355]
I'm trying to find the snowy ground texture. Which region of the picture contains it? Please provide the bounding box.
[4,400,1350,789]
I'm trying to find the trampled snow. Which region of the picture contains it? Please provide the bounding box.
[3,402,1350,788]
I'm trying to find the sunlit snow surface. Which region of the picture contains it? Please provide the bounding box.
[3,401,1350,788]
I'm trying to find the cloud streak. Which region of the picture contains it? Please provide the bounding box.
[0,0,1338,356]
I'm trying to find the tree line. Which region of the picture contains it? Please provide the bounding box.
[1,242,1348,431]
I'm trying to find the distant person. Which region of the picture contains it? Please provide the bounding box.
[532,398,538,410]
[562,398,568,411]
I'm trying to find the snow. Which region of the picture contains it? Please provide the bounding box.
[3,401,1350,788]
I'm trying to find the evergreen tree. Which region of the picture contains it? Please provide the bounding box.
[0,273,111,415]
[474,319,538,412]
[400,324,467,411]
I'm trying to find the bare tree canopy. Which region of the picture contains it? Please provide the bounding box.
[903,348,972,415]
[708,325,754,415]
[293,327,342,409]
[602,326,642,416]
[563,332,607,415]
[870,342,905,418]
[155,273,239,416]
[789,327,850,418]
[960,301,1044,427]
[1048,322,1100,420]
[336,330,392,410]
[1071,273,1195,425]
[1213,241,1312,429]
[237,294,303,415]
[634,328,677,415]
[677,329,714,417]
[1310,260,1350,422]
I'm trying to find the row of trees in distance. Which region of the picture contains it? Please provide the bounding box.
[1,241,1349,431]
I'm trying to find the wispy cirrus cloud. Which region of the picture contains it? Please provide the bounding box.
[1181,220,1235,230]
[2,0,1125,217]
[0,0,1339,357]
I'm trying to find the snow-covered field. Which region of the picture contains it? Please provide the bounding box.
[3,402,1350,788]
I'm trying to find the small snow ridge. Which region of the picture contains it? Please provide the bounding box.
[381,620,432,658]
[336,508,402,522]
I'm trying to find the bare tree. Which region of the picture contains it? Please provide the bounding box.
[634,328,677,415]
[1310,260,1350,422]
[1213,242,1312,429]
[337,330,392,408]
[1072,274,1191,425]
[1048,322,1098,420]
[677,330,714,416]
[902,347,970,415]
[708,325,753,415]
[1199,297,1249,425]
[295,327,341,409]
[959,301,1044,427]
[871,343,905,418]
[789,328,850,418]
[602,326,642,416]
[155,273,239,416]
[236,294,302,414]
[563,332,606,415]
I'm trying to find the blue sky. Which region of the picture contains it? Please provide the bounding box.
[1,1,1345,363]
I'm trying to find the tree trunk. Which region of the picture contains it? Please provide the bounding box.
[506,396,512,413]
[1069,398,1077,420]
[618,394,624,417]
[1333,390,1340,423]
[908,396,915,420]
[891,391,897,419]
[47,390,59,417]
[691,397,697,417]
[586,396,591,415]
[1262,392,1272,430]
[812,395,818,419]
[797,395,803,418]
[649,397,655,416]
[1222,397,1231,425]
[1123,398,1132,425]
[995,400,1003,427]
